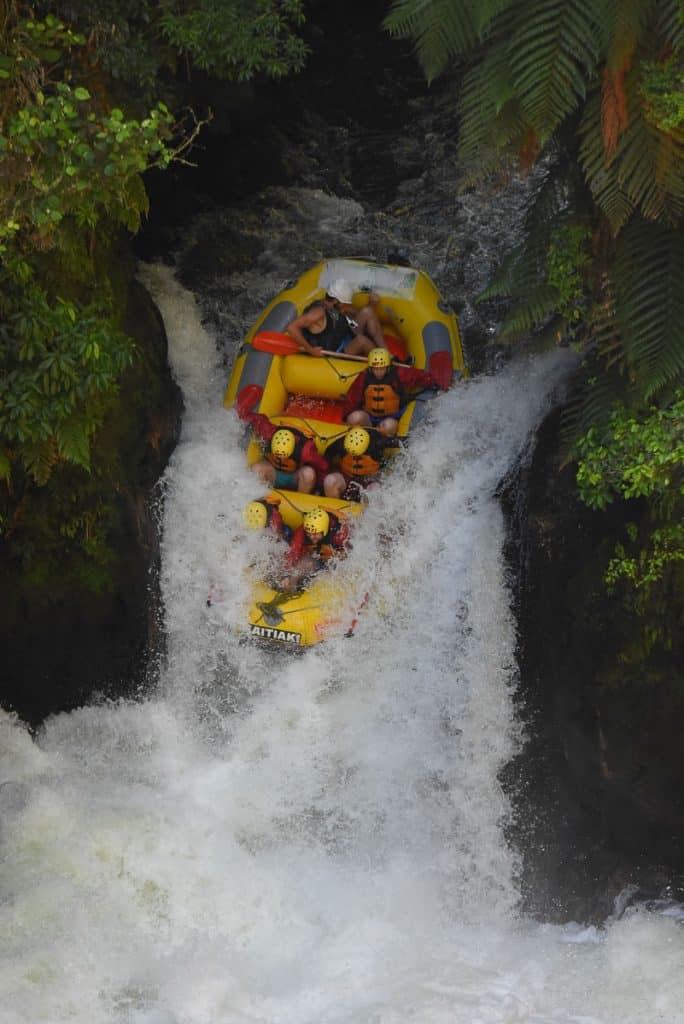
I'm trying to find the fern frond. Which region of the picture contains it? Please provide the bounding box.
[498,284,561,340]
[0,448,11,483]
[508,0,605,140]
[579,94,636,229]
[22,437,58,486]
[384,0,514,79]
[615,217,684,397]
[603,0,654,75]
[579,74,684,231]
[654,0,684,49]
[55,414,92,471]
[383,0,479,79]
[522,157,583,236]
[559,367,630,459]
[617,96,684,224]
[457,15,531,180]
[602,67,629,155]
[477,245,526,300]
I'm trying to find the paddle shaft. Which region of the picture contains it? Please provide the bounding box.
[252,331,411,367]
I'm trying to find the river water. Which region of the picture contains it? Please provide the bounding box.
[3,66,684,1024]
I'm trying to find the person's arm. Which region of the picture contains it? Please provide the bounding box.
[286,309,325,357]
[239,410,276,443]
[283,525,305,568]
[332,521,351,551]
[341,374,365,418]
[301,439,329,487]
[397,366,444,392]
[270,508,285,536]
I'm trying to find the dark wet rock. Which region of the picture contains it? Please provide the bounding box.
[0,280,182,727]
[502,405,684,922]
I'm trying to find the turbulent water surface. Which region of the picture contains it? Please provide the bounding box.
[3,81,684,1024]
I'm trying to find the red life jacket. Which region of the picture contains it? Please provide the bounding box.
[361,366,405,418]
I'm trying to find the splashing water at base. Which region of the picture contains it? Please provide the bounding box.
[2,268,684,1024]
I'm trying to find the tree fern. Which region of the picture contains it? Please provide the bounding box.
[498,284,563,340]
[456,8,531,180]
[383,0,514,79]
[603,0,655,74]
[508,0,606,140]
[654,0,684,49]
[55,413,92,471]
[615,217,684,398]
[22,436,58,486]
[579,71,684,231]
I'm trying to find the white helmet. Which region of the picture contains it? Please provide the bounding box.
[327,278,354,304]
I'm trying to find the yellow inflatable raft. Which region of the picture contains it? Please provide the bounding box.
[245,490,364,647]
[225,258,466,646]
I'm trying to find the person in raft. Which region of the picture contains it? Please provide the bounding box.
[341,346,444,437]
[278,506,351,592]
[285,278,388,358]
[237,402,329,493]
[323,426,402,500]
[243,498,293,541]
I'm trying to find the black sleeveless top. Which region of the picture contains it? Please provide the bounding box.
[301,302,352,352]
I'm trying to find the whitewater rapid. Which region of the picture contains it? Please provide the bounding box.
[2,265,683,1023]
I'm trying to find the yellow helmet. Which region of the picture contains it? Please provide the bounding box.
[243,501,268,530]
[271,429,296,458]
[368,347,391,368]
[344,427,370,455]
[303,507,330,537]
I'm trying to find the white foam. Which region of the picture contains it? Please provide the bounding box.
[2,272,683,1024]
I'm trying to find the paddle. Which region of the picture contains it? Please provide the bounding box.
[253,331,415,369]
[253,331,370,362]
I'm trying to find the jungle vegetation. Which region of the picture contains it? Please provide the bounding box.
[0,0,307,586]
[1,0,681,672]
[386,0,683,661]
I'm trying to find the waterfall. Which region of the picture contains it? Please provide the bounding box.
[2,256,683,1024]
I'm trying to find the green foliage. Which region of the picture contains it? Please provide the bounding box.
[641,56,684,131]
[0,9,178,511]
[478,211,592,344]
[387,0,684,637]
[158,0,308,81]
[579,74,684,233]
[0,271,134,487]
[576,394,684,604]
[43,0,309,97]
[614,217,684,398]
[0,85,175,265]
[547,222,592,321]
[605,525,684,592]
[0,1,308,590]
[576,394,684,510]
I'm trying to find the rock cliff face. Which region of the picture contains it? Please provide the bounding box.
[503,406,684,920]
[0,279,182,726]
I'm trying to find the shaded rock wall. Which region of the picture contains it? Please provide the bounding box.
[502,406,684,920]
[0,279,182,726]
